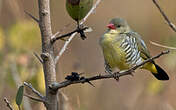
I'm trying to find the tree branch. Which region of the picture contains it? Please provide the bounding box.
[4,98,14,110]
[54,0,102,64]
[24,11,39,23]
[33,52,43,63]
[152,0,176,32]
[23,82,44,99]
[24,94,45,102]
[51,27,88,44]
[150,41,176,50]
[38,0,58,109]
[49,50,169,91]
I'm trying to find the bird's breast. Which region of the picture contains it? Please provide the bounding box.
[100,34,129,70]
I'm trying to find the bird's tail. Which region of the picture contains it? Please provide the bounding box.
[144,62,169,80]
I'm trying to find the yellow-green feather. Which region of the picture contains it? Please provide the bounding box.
[100,30,130,70]
[142,62,158,73]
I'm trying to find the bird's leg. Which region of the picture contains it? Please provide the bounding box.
[77,21,86,40]
[105,62,119,81]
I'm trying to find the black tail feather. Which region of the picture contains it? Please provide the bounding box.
[152,64,169,80]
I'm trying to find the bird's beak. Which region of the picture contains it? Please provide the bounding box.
[107,23,116,29]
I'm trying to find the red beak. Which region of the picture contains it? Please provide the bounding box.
[107,23,116,29]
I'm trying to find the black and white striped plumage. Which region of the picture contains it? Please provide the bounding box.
[120,33,143,66]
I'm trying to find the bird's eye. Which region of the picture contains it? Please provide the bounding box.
[117,25,121,28]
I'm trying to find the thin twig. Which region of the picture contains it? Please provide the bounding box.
[150,41,176,50]
[152,0,176,32]
[54,0,102,64]
[4,98,14,110]
[33,52,43,63]
[51,27,88,44]
[51,31,60,40]
[24,94,45,102]
[24,82,44,99]
[49,50,169,90]
[24,11,39,23]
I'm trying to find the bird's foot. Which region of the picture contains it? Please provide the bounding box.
[113,72,120,81]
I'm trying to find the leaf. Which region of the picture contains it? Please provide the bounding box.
[16,85,24,106]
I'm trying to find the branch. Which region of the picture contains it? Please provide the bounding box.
[51,27,88,44]
[38,0,58,109]
[49,50,169,91]
[152,0,176,32]
[4,98,14,110]
[24,11,39,23]
[24,82,44,99]
[33,52,43,63]
[54,0,102,64]
[24,94,45,102]
[150,41,176,50]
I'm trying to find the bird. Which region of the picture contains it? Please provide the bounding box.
[99,18,169,81]
[66,0,93,40]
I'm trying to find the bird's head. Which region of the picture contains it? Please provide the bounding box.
[107,18,131,34]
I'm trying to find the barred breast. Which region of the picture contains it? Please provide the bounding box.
[120,34,143,66]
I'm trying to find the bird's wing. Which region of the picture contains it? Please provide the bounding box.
[127,31,151,60]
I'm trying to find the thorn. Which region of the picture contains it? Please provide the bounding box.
[80,77,95,87]
[33,52,43,63]
[24,11,39,23]
[87,81,95,87]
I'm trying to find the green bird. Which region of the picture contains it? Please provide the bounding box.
[66,0,93,39]
[99,18,169,80]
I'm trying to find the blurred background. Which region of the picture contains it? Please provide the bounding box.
[0,0,176,110]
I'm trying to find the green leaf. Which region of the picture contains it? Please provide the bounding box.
[16,85,24,106]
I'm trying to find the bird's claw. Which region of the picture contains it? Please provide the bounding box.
[113,72,120,81]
